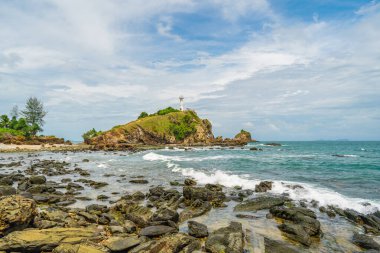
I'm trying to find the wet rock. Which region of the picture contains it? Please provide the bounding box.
[109,225,125,234]
[131,191,145,201]
[170,181,181,186]
[110,201,153,228]
[103,236,141,251]
[179,199,212,222]
[0,195,37,235]
[53,243,110,253]
[86,204,109,215]
[67,182,84,190]
[0,177,13,186]
[183,185,225,207]
[123,220,137,233]
[0,186,16,196]
[27,184,56,194]
[129,233,197,253]
[236,214,257,219]
[29,175,47,184]
[139,225,177,237]
[129,179,149,184]
[234,196,286,211]
[278,222,311,246]
[352,232,380,251]
[343,209,361,223]
[188,220,208,238]
[270,206,321,237]
[184,178,197,186]
[205,221,244,253]
[0,161,22,168]
[152,207,179,222]
[255,181,273,193]
[82,159,90,162]
[264,237,301,253]
[97,195,109,200]
[0,227,101,252]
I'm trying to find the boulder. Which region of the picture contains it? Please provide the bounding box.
[152,207,179,222]
[103,236,141,251]
[188,221,208,238]
[0,227,101,252]
[184,178,197,186]
[205,222,244,253]
[255,181,273,193]
[129,179,149,184]
[352,232,380,251]
[179,200,212,222]
[29,175,47,185]
[0,195,37,235]
[139,225,177,237]
[110,201,153,228]
[264,237,301,253]
[278,222,311,246]
[129,233,197,253]
[183,185,225,207]
[234,196,286,211]
[0,186,16,196]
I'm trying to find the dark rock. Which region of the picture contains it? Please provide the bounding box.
[184,178,197,186]
[352,232,380,250]
[183,185,225,207]
[234,196,286,211]
[236,214,257,219]
[179,200,212,222]
[255,181,273,192]
[205,221,244,253]
[188,220,208,238]
[0,186,16,196]
[278,222,311,246]
[151,207,179,222]
[344,209,361,223]
[0,177,13,186]
[82,159,90,162]
[264,237,301,253]
[29,175,47,185]
[129,179,149,184]
[139,225,177,237]
[103,236,140,251]
[97,194,109,200]
[86,204,109,214]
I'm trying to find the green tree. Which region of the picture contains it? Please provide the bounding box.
[10,105,19,118]
[82,128,101,142]
[138,112,149,119]
[0,115,10,128]
[21,97,47,135]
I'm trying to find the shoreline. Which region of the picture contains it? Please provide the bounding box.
[0,147,379,252]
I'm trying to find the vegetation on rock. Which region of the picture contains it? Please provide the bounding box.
[82,128,102,143]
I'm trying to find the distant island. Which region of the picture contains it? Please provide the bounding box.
[83,107,254,150]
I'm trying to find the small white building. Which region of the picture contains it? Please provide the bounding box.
[179,95,184,111]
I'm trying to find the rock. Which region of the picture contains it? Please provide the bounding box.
[265,143,282,146]
[53,243,110,253]
[29,175,47,184]
[179,200,212,222]
[344,209,361,223]
[352,232,380,251]
[183,186,225,207]
[269,206,321,236]
[255,181,273,192]
[0,177,13,186]
[0,227,101,252]
[131,191,145,201]
[205,221,244,253]
[129,233,197,253]
[139,225,177,237]
[86,204,109,214]
[278,222,311,246]
[67,182,84,190]
[152,207,179,222]
[82,159,90,162]
[234,130,252,143]
[188,221,208,238]
[103,236,140,251]
[264,237,301,253]
[234,196,286,211]
[129,179,149,184]
[184,178,197,186]
[97,195,109,200]
[236,214,257,219]
[110,201,153,228]
[0,186,16,196]
[123,220,137,233]
[170,181,181,186]
[109,226,125,234]
[0,195,37,235]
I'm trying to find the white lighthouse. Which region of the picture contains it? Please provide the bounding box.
[179,95,184,111]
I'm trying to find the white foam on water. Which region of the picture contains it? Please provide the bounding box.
[143,152,245,162]
[97,163,108,168]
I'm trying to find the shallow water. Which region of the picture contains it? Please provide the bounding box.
[1,141,379,252]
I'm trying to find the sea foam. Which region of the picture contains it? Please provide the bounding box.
[143,152,380,214]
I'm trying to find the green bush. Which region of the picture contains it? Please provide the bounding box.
[156,107,179,116]
[138,112,149,119]
[82,128,102,141]
[169,115,196,141]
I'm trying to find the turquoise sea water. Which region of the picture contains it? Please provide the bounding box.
[142,141,380,213]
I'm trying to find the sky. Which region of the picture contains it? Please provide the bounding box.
[0,0,379,141]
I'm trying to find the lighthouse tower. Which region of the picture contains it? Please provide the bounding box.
[179,95,184,111]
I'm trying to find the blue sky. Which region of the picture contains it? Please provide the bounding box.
[0,0,379,141]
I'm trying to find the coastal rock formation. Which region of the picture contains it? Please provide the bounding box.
[0,195,37,235]
[234,196,286,211]
[234,129,253,143]
[205,221,244,253]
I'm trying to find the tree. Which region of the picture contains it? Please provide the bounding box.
[21,97,47,135]
[10,105,19,119]
[0,115,10,128]
[138,112,149,119]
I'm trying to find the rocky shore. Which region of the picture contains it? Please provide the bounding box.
[0,151,379,253]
